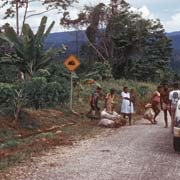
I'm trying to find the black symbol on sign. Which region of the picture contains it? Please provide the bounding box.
[68,60,75,65]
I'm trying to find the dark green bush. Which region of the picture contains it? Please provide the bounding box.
[47,61,70,82]
[0,61,70,110]
[35,69,51,79]
[0,65,18,83]
[22,76,69,109]
[0,83,15,107]
[85,61,113,80]
[43,81,69,107]
[23,77,47,109]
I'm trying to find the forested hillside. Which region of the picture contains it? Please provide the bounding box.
[45,31,180,72]
[44,31,87,58]
[167,32,180,72]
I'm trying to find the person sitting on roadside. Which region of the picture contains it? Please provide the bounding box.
[143,103,155,124]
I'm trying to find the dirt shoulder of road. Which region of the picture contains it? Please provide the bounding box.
[0,108,114,171]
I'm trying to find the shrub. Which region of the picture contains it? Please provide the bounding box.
[23,77,47,109]
[35,69,51,79]
[85,61,113,80]
[43,81,69,107]
[0,65,18,83]
[47,61,70,82]
[0,83,15,107]
[22,76,69,109]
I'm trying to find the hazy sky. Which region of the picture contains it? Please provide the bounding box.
[0,0,180,33]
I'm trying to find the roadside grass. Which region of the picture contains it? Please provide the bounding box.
[0,108,103,170]
[0,139,21,149]
[0,128,16,141]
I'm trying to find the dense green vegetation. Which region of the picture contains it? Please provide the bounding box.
[0,16,70,120]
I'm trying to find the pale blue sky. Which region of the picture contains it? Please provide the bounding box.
[128,0,180,32]
[0,0,180,32]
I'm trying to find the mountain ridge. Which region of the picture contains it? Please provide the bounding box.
[45,30,180,50]
[45,31,180,70]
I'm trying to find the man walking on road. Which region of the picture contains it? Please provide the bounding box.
[169,82,180,132]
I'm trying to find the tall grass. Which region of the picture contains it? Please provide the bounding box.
[73,79,156,114]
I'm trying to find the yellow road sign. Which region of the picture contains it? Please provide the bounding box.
[64,55,80,72]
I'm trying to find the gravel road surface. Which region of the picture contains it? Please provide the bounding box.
[1,112,180,180]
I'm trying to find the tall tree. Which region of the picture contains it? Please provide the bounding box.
[60,2,108,62]
[107,9,172,80]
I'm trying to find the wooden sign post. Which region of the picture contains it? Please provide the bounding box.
[64,55,81,110]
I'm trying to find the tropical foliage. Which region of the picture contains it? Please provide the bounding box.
[85,61,113,81]
[0,63,70,110]
[0,16,69,118]
[0,16,66,79]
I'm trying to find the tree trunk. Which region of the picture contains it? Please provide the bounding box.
[16,0,20,35]
[21,0,29,35]
[15,106,21,122]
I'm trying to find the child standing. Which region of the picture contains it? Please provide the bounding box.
[105,88,116,114]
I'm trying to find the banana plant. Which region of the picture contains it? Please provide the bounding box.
[0,16,65,79]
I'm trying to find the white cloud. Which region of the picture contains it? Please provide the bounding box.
[130,5,154,19]
[127,0,180,7]
[139,6,154,19]
[163,13,180,32]
[75,0,110,8]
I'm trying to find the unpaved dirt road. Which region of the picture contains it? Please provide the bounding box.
[1,112,180,180]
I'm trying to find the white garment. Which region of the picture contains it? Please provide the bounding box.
[99,119,115,127]
[121,91,134,114]
[101,110,121,120]
[169,90,180,106]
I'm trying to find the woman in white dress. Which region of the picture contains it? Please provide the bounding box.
[121,87,134,125]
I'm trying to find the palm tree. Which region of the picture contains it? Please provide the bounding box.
[0,16,64,79]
